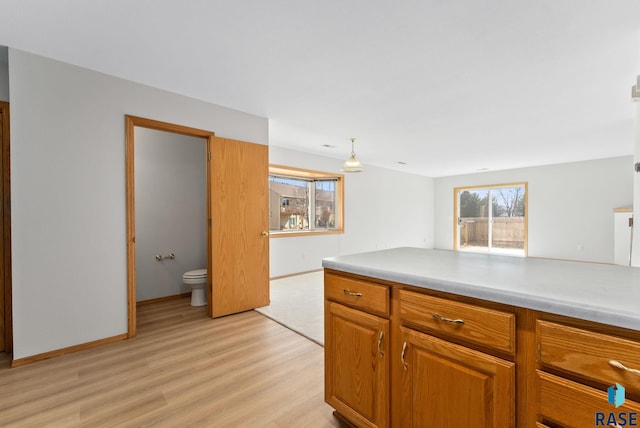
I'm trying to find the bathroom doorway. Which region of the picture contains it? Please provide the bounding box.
[125,115,270,338]
[125,116,214,337]
[134,127,207,305]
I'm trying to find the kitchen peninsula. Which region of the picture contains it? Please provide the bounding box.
[322,247,640,428]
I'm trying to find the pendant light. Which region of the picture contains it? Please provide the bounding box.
[342,138,364,173]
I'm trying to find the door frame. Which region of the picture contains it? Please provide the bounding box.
[0,101,11,354]
[125,115,214,337]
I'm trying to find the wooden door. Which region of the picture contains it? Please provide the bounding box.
[209,137,269,317]
[0,104,4,352]
[325,302,390,428]
[0,101,8,354]
[400,327,515,427]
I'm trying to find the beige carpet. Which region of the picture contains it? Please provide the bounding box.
[255,270,324,345]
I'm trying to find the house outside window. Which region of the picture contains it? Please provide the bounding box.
[454,182,528,256]
[269,165,344,237]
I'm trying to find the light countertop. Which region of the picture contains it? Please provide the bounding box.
[322,247,640,331]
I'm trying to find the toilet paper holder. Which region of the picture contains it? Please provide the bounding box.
[155,253,176,261]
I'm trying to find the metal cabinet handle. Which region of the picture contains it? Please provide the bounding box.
[401,341,408,371]
[343,289,362,297]
[609,359,640,376]
[432,313,464,325]
[261,231,269,237]
[377,331,384,358]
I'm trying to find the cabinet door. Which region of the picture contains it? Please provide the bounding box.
[400,327,515,428]
[209,137,269,317]
[325,302,390,428]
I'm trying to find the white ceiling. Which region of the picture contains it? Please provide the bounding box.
[1,1,639,177]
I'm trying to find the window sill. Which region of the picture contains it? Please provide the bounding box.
[456,246,527,257]
[269,229,344,238]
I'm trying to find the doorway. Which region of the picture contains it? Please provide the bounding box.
[134,127,207,305]
[125,115,271,338]
[126,116,215,337]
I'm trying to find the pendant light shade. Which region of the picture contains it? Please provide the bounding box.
[342,138,364,173]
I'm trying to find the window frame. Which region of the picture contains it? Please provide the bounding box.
[268,164,344,238]
[453,182,528,256]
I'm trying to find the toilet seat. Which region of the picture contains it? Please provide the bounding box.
[183,269,207,279]
[183,269,207,286]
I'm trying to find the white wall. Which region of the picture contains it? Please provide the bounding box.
[434,156,634,263]
[134,128,207,302]
[269,146,434,277]
[9,49,268,359]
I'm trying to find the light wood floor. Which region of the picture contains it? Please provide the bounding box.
[0,297,344,427]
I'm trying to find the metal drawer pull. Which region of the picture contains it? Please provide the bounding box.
[343,289,363,297]
[401,342,408,370]
[377,331,384,358]
[609,359,640,376]
[432,313,465,325]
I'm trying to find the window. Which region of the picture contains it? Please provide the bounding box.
[454,182,527,256]
[268,165,344,236]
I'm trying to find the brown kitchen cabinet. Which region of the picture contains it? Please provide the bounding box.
[324,271,391,428]
[324,267,640,428]
[397,289,516,427]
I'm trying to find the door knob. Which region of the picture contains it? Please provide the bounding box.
[261,231,269,237]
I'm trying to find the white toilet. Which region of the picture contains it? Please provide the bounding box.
[182,269,207,307]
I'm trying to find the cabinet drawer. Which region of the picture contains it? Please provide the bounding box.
[399,290,515,355]
[537,320,640,397]
[325,272,390,316]
[537,370,640,428]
